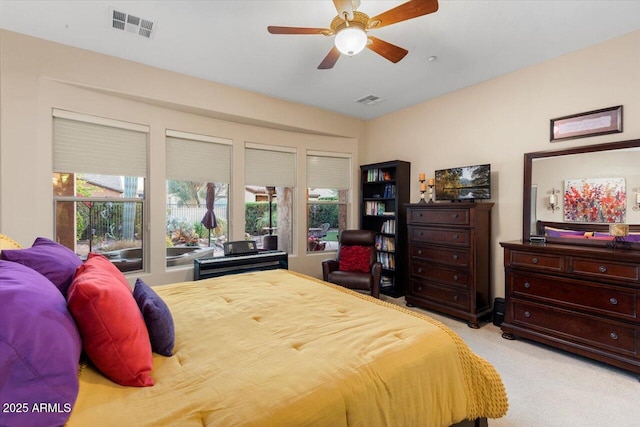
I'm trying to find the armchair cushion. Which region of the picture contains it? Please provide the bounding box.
[338,245,371,273]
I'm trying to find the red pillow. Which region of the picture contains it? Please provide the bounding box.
[67,253,154,387]
[339,245,371,273]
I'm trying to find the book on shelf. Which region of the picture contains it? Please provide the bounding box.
[380,275,394,288]
[375,235,395,252]
[382,183,396,198]
[380,219,396,234]
[366,168,392,182]
[376,252,395,270]
[365,201,388,215]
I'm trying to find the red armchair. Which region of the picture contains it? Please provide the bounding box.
[321,229,382,299]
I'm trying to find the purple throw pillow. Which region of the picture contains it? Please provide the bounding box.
[0,260,81,427]
[133,278,175,356]
[0,237,82,297]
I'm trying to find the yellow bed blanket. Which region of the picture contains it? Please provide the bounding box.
[67,269,507,426]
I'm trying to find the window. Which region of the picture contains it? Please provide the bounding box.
[245,143,296,253]
[306,152,351,253]
[52,110,148,273]
[165,131,232,268]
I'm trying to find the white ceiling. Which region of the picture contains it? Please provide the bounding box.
[1,0,640,120]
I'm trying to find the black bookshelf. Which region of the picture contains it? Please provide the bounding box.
[360,160,410,297]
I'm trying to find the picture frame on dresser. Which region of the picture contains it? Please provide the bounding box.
[500,137,640,375]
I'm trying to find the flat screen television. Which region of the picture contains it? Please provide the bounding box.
[434,163,491,201]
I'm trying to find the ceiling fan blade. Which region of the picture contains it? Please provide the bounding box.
[367,36,409,63]
[318,46,341,69]
[333,0,354,20]
[368,0,439,29]
[267,26,331,35]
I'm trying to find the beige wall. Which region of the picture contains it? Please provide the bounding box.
[0,30,365,285]
[3,29,639,294]
[364,30,640,298]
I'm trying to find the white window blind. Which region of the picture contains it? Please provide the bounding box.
[53,114,147,177]
[245,144,296,187]
[166,132,232,183]
[306,152,351,189]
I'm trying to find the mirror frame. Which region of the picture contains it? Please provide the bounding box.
[523,138,640,245]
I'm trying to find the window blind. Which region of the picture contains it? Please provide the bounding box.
[306,152,351,190]
[166,132,232,183]
[53,114,147,177]
[245,144,296,187]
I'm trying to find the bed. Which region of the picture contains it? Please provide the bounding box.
[1,235,507,427]
[69,269,506,426]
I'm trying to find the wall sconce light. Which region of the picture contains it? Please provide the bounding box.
[547,188,560,212]
[633,187,640,211]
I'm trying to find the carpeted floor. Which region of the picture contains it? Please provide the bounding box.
[382,296,640,427]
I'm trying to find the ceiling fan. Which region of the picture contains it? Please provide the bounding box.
[267,0,439,69]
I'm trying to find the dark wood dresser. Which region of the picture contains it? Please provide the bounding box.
[500,241,640,374]
[405,203,494,328]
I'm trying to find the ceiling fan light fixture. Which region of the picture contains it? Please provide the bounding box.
[335,26,367,56]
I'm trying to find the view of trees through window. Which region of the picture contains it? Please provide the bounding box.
[307,188,347,252]
[53,172,144,273]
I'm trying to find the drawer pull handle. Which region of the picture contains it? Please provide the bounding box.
[610,332,619,340]
[531,257,539,264]
[524,282,531,289]
[418,213,423,217]
[453,254,459,260]
[599,265,607,273]
[453,295,459,301]
[453,213,459,218]
[609,297,618,305]
[417,286,423,292]
[453,275,459,281]
[417,268,423,273]
[524,311,531,318]
[418,249,422,255]
[453,234,459,240]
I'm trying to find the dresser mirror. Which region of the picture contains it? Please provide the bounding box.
[523,138,640,248]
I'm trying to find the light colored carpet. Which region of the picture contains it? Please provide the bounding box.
[382,296,640,427]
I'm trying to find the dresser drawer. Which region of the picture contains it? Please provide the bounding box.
[410,280,469,310]
[409,208,469,225]
[410,245,470,267]
[570,257,640,283]
[510,300,638,356]
[508,251,563,272]
[411,261,470,287]
[409,227,470,247]
[509,271,638,320]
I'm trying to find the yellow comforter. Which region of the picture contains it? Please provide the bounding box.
[67,270,507,426]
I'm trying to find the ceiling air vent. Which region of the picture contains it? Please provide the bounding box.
[356,95,385,106]
[109,7,156,39]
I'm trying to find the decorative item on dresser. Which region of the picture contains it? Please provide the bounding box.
[500,241,640,375]
[405,202,494,328]
[360,160,410,297]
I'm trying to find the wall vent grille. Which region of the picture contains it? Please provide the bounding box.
[356,95,384,106]
[109,7,155,39]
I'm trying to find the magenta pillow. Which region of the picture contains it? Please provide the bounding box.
[67,253,154,387]
[544,227,586,238]
[0,236,82,297]
[0,260,81,427]
[339,245,372,273]
[134,278,175,356]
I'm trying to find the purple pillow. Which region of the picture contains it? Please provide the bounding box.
[0,237,82,297]
[0,260,81,427]
[133,278,175,356]
[544,227,586,238]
